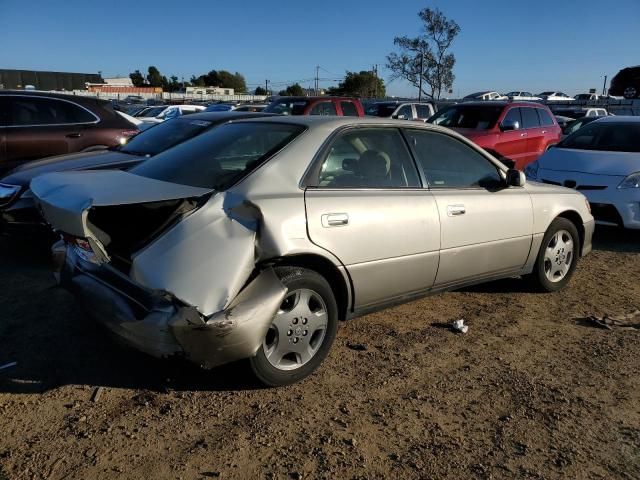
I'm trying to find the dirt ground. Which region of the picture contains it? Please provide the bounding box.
[0,227,639,480]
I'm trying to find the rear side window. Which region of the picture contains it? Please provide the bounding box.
[340,101,358,116]
[316,128,420,188]
[405,129,502,189]
[397,104,413,119]
[9,96,97,126]
[537,108,554,126]
[310,102,337,116]
[521,107,540,129]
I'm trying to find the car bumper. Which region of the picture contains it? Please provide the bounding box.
[538,170,640,229]
[582,218,595,256]
[1,196,49,235]
[56,245,287,368]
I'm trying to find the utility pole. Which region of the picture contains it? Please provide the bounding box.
[265,79,269,96]
[315,65,320,95]
[602,75,608,96]
[418,52,423,101]
[373,65,378,98]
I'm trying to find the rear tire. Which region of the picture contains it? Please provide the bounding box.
[623,86,638,99]
[527,218,580,292]
[249,266,338,387]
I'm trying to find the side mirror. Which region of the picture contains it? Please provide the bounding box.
[500,119,520,131]
[506,168,526,187]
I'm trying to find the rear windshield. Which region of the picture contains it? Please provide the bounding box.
[140,106,165,117]
[559,122,640,152]
[264,100,310,115]
[130,122,305,190]
[427,105,502,130]
[120,117,214,156]
[553,109,585,119]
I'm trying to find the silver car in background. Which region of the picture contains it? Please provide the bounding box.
[31,117,594,386]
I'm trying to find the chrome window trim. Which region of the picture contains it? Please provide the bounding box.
[3,94,100,128]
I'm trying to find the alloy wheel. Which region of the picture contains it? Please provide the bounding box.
[543,229,574,283]
[262,288,328,371]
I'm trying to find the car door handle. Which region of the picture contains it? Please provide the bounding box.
[65,133,82,138]
[541,130,547,134]
[447,205,466,216]
[321,213,349,227]
[520,132,528,137]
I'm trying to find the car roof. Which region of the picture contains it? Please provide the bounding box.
[452,101,543,108]
[590,115,640,124]
[271,96,359,102]
[0,90,108,104]
[174,111,277,122]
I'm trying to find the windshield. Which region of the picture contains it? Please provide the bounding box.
[130,122,306,190]
[264,100,310,115]
[140,106,166,117]
[427,105,502,130]
[120,118,214,156]
[559,122,640,152]
[365,103,397,117]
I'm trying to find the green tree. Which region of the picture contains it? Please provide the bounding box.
[331,71,385,98]
[191,70,247,92]
[129,70,145,87]
[278,83,305,96]
[146,66,164,88]
[386,7,460,99]
[254,86,267,95]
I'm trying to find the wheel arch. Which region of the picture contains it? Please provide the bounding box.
[267,253,351,321]
[556,210,584,254]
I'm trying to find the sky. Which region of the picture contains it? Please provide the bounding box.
[1,0,639,97]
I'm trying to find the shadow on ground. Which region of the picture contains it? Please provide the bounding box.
[592,226,640,254]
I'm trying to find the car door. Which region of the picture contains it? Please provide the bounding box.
[494,107,528,168]
[403,128,533,288]
[5,95,99,168]
[304,127,440,310]
[520,106,545,168]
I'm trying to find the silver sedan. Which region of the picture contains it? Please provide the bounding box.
[32,117,594,386]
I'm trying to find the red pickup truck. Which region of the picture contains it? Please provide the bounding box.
[264,96,364,116]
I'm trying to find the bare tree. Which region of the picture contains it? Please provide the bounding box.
[386,7,460,100]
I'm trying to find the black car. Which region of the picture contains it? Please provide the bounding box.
[562,116,606,137]
[609,65,640,99]
[0,111,274,233]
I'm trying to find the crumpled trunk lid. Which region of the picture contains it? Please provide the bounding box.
[31,170,211,238]
[32,170,264,317]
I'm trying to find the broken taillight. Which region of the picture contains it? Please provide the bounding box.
[62,234,99,264]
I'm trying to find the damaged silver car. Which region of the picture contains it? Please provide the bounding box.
[32,117,595,386]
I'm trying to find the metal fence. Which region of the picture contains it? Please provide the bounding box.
[52,89,268,102]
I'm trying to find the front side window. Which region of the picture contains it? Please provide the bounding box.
[317,128,420,188]
[502,107,522,128]
[263,100,309,115]
[9,96,96,126]
[310,102,337,116]
[130,122,305,190]
[405,129,502,189]
[340,101,358,116]
[428,105,503,130]
[521,107,540,129]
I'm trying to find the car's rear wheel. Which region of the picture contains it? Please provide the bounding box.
[528,218,579,292]
[623,86,638,99]
[249,266,338,387]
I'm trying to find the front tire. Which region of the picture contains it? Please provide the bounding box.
[528,218,580,292]
[249,266,338,387]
